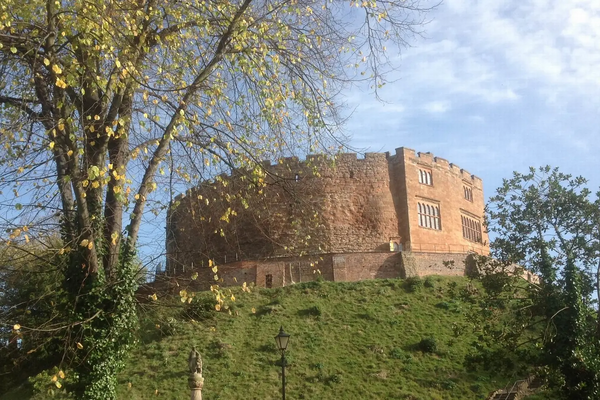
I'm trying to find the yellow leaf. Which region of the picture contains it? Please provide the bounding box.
[191,272,198,280]
[80,239,89,247]
[13,324,21,330]
[251,307,256,314]
[215,304,221,311]
[55,381,62,389]
[49,141,55,150]
[87,241,94,250]
[211,266,218,273]
[55,78,67,89]
[43,58,50,66]
[58,370,65,379]
[76,342,84,350]
[230,294,235,301]
[149,293,158,301]
[51,375,58,382]
[52,64,62,74]
[67,150,73,157]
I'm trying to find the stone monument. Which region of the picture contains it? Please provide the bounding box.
[188,346,204,400]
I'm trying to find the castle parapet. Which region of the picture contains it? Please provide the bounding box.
[337,153,358,162]
[364,152,387,161]
[395,147,416,158]
[433,157,449,168]
[417,151,434,163]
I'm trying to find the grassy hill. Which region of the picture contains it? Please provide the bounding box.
[2,276,550,399]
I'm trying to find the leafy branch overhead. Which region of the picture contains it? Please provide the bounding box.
[0,0,435,398]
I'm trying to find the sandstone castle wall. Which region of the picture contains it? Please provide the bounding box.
[165,147,489,287]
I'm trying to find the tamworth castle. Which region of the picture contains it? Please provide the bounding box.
[165,147,489,289]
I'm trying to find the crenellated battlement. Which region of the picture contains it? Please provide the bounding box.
[391,147,482,186]
[181,147,483,196]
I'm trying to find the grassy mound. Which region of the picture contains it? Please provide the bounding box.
[2,276,544,399]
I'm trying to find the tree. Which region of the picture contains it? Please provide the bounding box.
[480,166,600,399]
[0,239,68,394]
[0,0,435,397]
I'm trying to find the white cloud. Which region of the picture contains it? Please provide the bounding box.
[423,101,450,113]
[343,0,600,194]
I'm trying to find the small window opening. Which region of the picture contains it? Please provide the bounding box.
[418,169,433,185]
[265,274,273,288]
[464,186,473,201]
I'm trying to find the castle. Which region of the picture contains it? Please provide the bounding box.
[165,147,489,288]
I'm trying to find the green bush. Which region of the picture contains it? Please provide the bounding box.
[424,276,436,288]
[405,276,423,292]
[183,295,216,321]
[417,337,438,353]
[29,368,76,400]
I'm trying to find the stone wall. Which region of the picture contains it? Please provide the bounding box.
[388,148,489,255]
[166,146,490,278]
[160,251,476,291]
[167,152,401,274]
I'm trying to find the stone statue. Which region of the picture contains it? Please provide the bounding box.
[188,346,204,398]
[188,346,203,375]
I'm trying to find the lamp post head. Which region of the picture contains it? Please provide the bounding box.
[274,326,290,352]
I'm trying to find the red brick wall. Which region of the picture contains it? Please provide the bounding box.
[163,251,477,290]
[389,148,489,255]
[166,147,489,276]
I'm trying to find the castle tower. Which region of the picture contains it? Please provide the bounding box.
[388,147,489,255]
[165,146,489,285]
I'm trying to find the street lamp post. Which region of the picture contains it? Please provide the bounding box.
[274,326,291,400]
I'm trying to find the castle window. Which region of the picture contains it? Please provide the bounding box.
[462,215,482,243]
[418,202,441,230]
[418,169,432,185]
[294,174,300,182]
[463,186,473,201]
[265,274,273,288]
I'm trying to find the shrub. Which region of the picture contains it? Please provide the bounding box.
[29,368,77,400]
[183,295,216,321]
[405,276,423,292]
[424,276,436,288]
[417,337,438,353]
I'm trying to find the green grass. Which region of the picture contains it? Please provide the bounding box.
[2,276,524,399]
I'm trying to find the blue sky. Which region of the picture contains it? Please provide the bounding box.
[132,0,600,270]
[344,0,600,199]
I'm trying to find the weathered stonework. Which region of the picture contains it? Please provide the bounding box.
[165,147,489,287]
